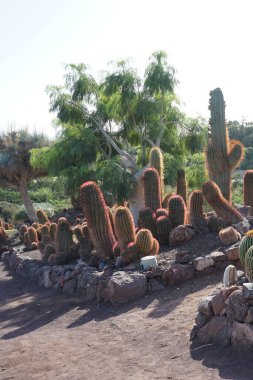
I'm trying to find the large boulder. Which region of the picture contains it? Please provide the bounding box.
[197,316,231,345]
[162,264,195,285]
[226,289,249,322]
[169,225,195,245]
[231,322,253,350]
[104,271,147,304]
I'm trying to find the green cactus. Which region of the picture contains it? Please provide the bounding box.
[156,215,171,245]
[205,88,244,201]
[176,169,187,204]
[156,208,169,218]
[168,195,187,228]
[202,180,244,225]
[150,238,159,256]
[55,217,75,257]
[138,207,157,237]
[73,225,83,242]
[245,245,253,281]
[244,170,253,216]
[149,146,164,194]
[50,222,57,241]
[136,228,154,257]
[143,168,162,212]
[114,206,136,251]
[80,181,116,260]
[121,242,140,263]
[36,209,50,224]
[239,230,253,265]
[188,190,207,232]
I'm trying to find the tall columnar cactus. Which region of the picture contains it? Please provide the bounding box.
[114,206,136,251]
[176,169,187,204]
[80,181,116,260]
[244,170,253,216]
[188,190,207,231]
[202,180,244,225]
[205,88,244,201]
[138,207,157,237]
[27,226,39,244]
[168,195,187,228]
[143,168,162,212]
[149,146,164,194]
[239,230,253,265]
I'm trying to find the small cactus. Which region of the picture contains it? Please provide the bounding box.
[156,216,171,245]
[121,242,140,263]
[136,228,154,257]
[245,246,253,281]
[168,195,187,228]
[143,168,162,212]
[55,217,75,257]
[27,226,39,245]
[244,170,253,216]
[202,181,244,225]
[150,238,159,256]
[156,208,169,218]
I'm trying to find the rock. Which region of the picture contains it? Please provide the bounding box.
[115,256,126,269]
[238,206,251,218]
[198,296,214,317]
[162,264,195,285]
[226,290,249,322]
[190,324,199,341]
[104,271,147,304]
[86,284,97,300]
[64,270,72,281]
[225,244,240,261]
[193,256,215,272]
[219,227,241,245]
[210,251,226,262]
[242,283,253,302]
[63,279,76,294]
[237,270,245,280]
[245,307,253,323]
[87,271,104,285]
[231,322,253,350]
[195,312,211,328]
[233,218,251,235]
[211,290,227,315]
[197,316,231,345]
[169,225,195,245]
[175,251,192,264]
[42,268,53,288]
[148,278,165,292]
[146,266,164,278]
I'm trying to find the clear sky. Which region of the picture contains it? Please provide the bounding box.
[1,0,253,137]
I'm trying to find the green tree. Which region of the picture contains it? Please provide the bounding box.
[0,129,49,221]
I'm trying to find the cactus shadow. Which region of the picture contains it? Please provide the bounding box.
[190,341,253,379]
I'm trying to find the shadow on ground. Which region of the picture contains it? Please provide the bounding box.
[0,263,222,340]
[190,341,253,380]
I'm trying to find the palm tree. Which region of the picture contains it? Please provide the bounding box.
[0,129,49,221]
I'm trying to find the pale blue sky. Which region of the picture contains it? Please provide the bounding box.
[1,0,253,137]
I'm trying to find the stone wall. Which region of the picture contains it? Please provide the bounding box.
[191,282,253,351]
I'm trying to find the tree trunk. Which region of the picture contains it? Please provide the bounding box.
[128,169,145,225]
[18,181,38,222]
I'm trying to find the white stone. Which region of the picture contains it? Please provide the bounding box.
[193,256,215,271]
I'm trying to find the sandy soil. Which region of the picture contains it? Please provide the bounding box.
[2,264,253,380]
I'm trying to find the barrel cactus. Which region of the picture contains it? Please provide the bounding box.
[36,209,50,224]
[202,181,244,225]
[156,216,172,245]
[205,88,244,201]
[143,168,162,212]
[80,181,116,260]
[188,190,207,232]
[245,246,253,282]
[168,195,187,228]
[138,207,157,237]
[114,206,136,251]
[239,230,253,265]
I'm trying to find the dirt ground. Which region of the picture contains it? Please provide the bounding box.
[2,264,253,379]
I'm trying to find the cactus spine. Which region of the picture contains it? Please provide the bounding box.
[149,146,164,194]
[176,169,187,204]
[80,181,116,260]
[168,195,187,228]
[114,206,136,251]
[188,190,207,231]
[244,170,253,216]
[143,168,162,212]
[202,181,244,225]
[205,88,244,201]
